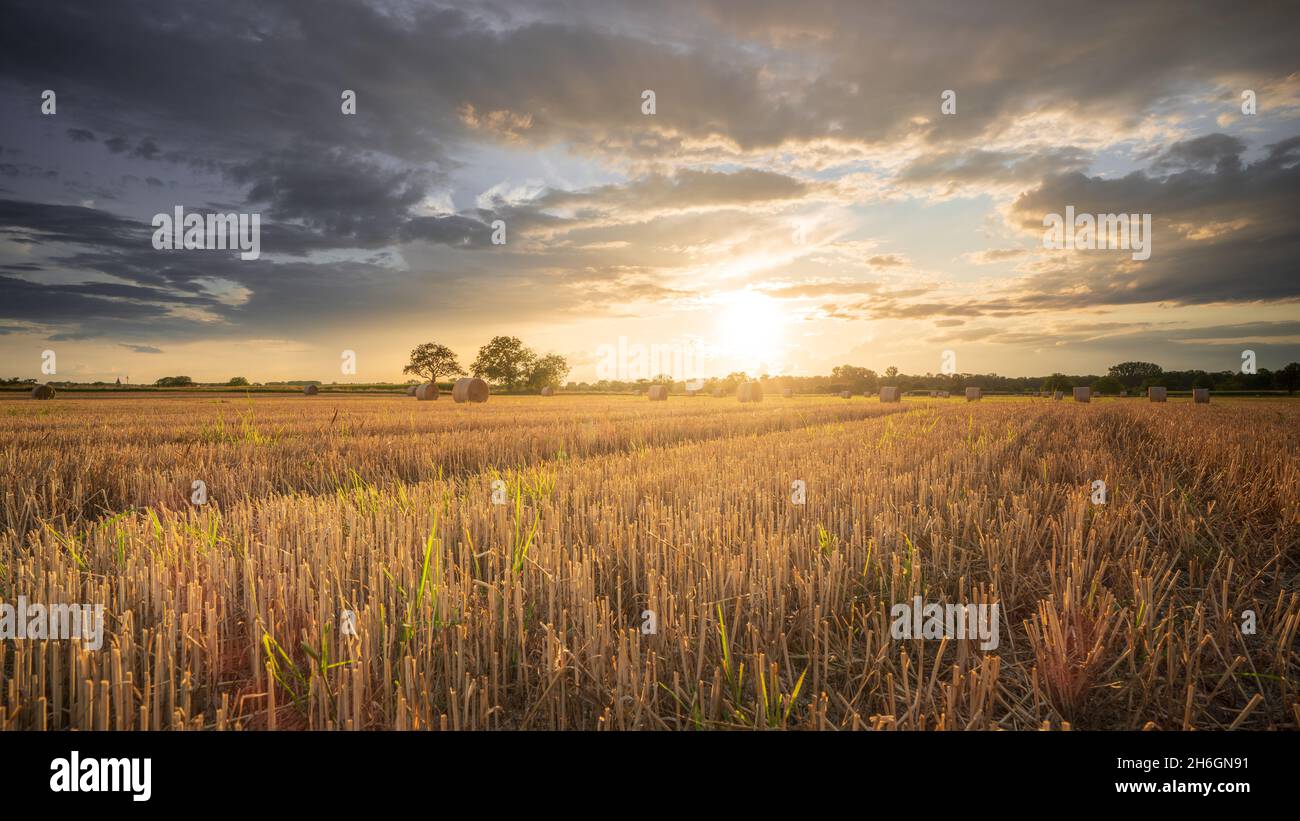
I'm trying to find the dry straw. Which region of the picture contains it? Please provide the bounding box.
[416,383,440,401]
[452,377,489,403]
[1,394,1296,731]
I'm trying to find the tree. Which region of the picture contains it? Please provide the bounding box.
[1108,361,1162,388]
[1041,373,1073,392]
[831,365,878,392]
[527,353,571,391]
[227,376,249,386]
[471,336,536,390]
[1091,375,1123,395]
[403,342,463,385]
[885,366,899,379]
[154,376,194,387]
[1276,362,1300,395]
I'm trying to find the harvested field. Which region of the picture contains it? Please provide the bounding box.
[1,394,1296,730]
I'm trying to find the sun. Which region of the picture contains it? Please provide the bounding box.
[714,291,787,369]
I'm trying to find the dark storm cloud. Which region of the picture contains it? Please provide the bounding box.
[0,199,150,249]
[227,147,437,246]
[1151,134,1248,174]
[1006,134,1300,306]
[398,214,494,247]
[65,128,96,143]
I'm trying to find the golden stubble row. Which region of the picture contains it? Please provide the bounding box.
[0,394,903,530]
[1,397,1296,730]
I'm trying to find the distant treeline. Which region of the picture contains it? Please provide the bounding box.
[6,359,1298,395]
[565,360,1300,395]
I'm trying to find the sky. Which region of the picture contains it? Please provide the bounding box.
[1,0,1299,384]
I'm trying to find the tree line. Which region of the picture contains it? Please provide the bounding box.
[9,356,1297,395]
[564,360,1300,395]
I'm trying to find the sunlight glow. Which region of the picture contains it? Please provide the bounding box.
[714,291,788,372]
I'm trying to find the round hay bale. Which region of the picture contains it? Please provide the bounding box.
[839,390,851,399]
[541,386,555,397]
[31,384,56,400]
[712,387,724,398]
[1052,391,1063,400]
[303,384,319,396]
[1193,388,1210,403]
[416,383,440,401]
[879,386,901,403]
[1073,386,1090,403]
[406,385,418,396]
[965,387,981,401]
[452,377,489,403]
[782,387,794,398]
[1148,386,1167,402]
[648,385,668,401]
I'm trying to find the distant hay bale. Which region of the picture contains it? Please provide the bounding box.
[879,386,901,403]
[839,390,851,399]
[303,384,319,396]
[31,384,55,400]
[1148,386,1167,402]
[965,387,981,401]
[1073,386,1090,403]
[452,377,489,403]
[686,389,698,397]
[648,385,668,401]
[1053,391,1063,400]
[541,386,555,397]
[416,383,439,401]
[712,387,724,398]
[1193,388,1209,403]
[406,385,418,396]
[1120,390,1128,397]
[782,387,793,398]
